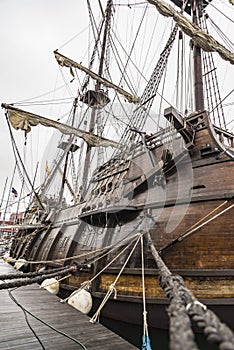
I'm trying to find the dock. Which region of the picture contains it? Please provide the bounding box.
[0,260,138,349]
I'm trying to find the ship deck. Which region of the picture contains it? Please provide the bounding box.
[0,260,137,350]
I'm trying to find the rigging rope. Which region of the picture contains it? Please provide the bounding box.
[141,235,152,350]
[2,163,17,221]
[201,14,226,129]
[159,200,233,254]
[5,113,44,210]
[24,222,143,265]
[209,3,234,26]
[114,23,178,154]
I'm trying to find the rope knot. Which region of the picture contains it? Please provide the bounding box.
[109,284,117,299]
[143,310,148,323]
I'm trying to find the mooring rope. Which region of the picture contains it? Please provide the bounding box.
[141,235,152,350]
[146,231,234,350]
[159,199,234,254]
[89,235,142,323]
[0,265,77,290]
[62,233,141,303]
[0,265,71,280]
[25,229,142,265]
[39,273,73,290]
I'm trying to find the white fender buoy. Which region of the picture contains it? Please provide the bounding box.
[3,252,10,260]
[4,255,13,263]
[14,258,27,270]
[41,278,59,295]
[68,289,92,314]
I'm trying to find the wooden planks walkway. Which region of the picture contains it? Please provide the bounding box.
[0,260,138,349]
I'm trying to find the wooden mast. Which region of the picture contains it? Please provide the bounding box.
[58,97,78,206]
[192,0,205,111]
[81,0,112,197]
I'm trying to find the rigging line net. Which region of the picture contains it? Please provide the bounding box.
[70,152,78,195]
[112,24,178,160]
[12,83,74,106]
[108,33,139,96]
[8,129,31,196]
[133,23,177,128]
[2,163,17,221]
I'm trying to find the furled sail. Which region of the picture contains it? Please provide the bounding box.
[54,51,140,104]
[1,104,121,148]
[148,0,234,65]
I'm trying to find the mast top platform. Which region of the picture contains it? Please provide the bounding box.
[170,0,211,14]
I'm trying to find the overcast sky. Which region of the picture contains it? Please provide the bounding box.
[0,0,233,213]
[0,0,84,209]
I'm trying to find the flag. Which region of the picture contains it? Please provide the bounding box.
[45,162,51,175]
[12,187,18,197]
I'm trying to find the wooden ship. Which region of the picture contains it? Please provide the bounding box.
[1,0,234,338]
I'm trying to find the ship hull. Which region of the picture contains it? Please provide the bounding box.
[90,295,234,331]
[9,113,234,332]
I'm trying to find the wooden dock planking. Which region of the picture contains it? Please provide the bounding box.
[0,261,138,349]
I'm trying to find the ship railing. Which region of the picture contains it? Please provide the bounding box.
[212,124,234,148]
[129,127,179,157]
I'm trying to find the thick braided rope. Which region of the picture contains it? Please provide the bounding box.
[159,273,198,350]
[146,231,234,350]
[0,265,77,290]
[0,265,71,280]
[187,301,234,350]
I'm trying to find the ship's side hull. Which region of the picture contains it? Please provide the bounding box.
[9,114,234,330]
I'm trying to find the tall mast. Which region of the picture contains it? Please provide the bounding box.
[58,97,78,205]
[192,0,205,111]
[0,177,8,212]
[81,0,112,196]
